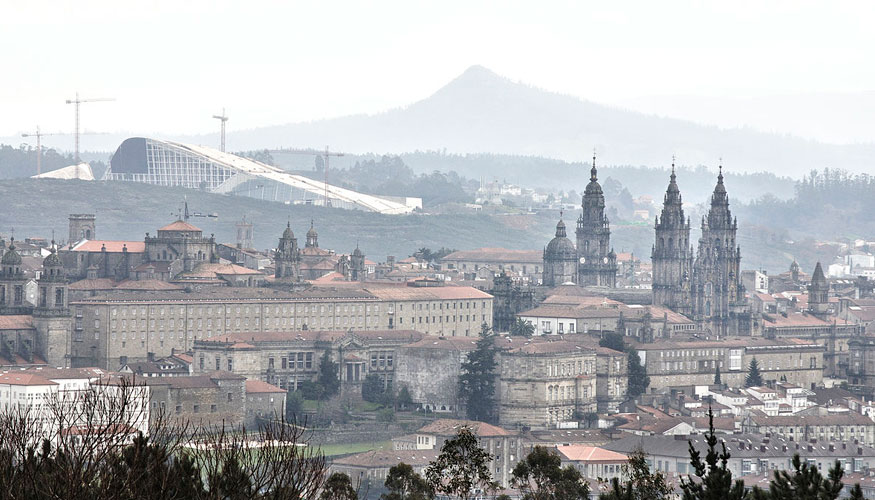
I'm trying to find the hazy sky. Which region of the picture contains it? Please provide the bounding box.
[3,1,875,146]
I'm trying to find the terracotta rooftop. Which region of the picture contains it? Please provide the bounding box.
[176,263,263,279]
[70,240,146,253]
[158,220,202,232]
[246,379,285,394]
[441,248,542,264]
[0,372,57,386]
[331,449,439,467]
[364,284,492,301]
[72,286,379,304]
[0,315,34,330]
[557,445,628,462]
[417,418,515,437]
[197,330,424,346]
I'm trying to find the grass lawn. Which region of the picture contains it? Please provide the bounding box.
[318,440,392,457]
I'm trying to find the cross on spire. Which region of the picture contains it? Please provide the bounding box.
[590,148,598,182]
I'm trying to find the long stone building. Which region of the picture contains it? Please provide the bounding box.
[190,329,424,392]
[69,283,492,369]
[632,337,825,389]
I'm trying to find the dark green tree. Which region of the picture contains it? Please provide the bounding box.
[510,318,535,337]
[397,386,414,409]
[745,358,763,387]
[317,351,341,398]
[424,427,497,500]
[299,380,325,401]
[627,348,649,398]
[680,409,746,500]
[599,448,672,500]
[320,472,358,500]
[752,454,844,500]
[382,462,434,500]
[287,388,305,421]
[214,456,253,500]
[849,483,865,500]
[714,365,721,385]
[511,446,589,500]
[458,324,499,423]
[362,373,385,403]
[599,332,626,353]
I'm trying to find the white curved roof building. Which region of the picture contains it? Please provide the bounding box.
[104,138,420,214]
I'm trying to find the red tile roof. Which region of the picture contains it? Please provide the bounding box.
[332,449,439,467]
[71,240,146,253]
[159,220,202,232]
[557,445,628,462]
[0,372,57,386]
[0,315,34,330]
[246,380,285,394]
[441,248,542,264]
[417,418,515,437]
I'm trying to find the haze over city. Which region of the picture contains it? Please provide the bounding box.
[3,3,875,499]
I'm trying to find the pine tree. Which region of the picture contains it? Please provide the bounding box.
[755,454,844,500]
[627,348,650,398]
[317,350,340,398]
[714,365,721,385]
[680,408,746,500]
[458,324,499,423]
[362,373,385,403]
[849,483,865,500]
[745,358,763,387]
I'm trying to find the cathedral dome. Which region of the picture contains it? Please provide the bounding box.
[43,247,62,268]
[2,240,21,266]
[545,218,575,258]
[353,245,363,257]
[307,224,318,239]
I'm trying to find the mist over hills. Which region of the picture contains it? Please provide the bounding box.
[6,66,871,183]
[182,65,873,178]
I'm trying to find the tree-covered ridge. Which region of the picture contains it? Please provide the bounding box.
[0,144,78,178]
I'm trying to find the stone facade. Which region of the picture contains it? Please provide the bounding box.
[742,414,875,447]
[144,371,247,428]
[395,335,626,426]
[191,329,424,394]
[413,419,522,488]
[70,283,491,369]
[634,337,825,389]
[498,340,598,427]
[245,379,286,426]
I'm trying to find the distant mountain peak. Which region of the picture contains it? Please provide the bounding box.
[447,65,509,87]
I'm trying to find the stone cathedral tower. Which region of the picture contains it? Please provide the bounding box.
[691,166,746,336]
[652,162,693,315]
[576,154,617,287]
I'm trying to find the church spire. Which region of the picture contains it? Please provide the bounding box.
[590,149,598,182]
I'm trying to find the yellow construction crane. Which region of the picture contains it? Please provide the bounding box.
[65,92,114,162]
[21,127,67,175]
